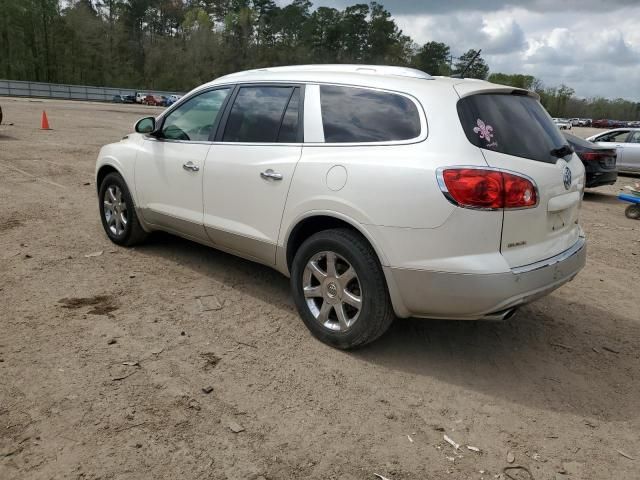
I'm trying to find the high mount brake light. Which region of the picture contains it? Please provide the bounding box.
[439,168,537,210]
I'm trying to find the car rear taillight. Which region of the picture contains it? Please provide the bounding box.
[580,151,615,161]
[439,168,537,210]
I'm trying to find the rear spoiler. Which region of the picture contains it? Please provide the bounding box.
[453,81,540,101]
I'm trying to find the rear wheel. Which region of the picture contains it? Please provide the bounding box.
[625,204,640,220]
[290,228,395,349]
[98,172,148,246]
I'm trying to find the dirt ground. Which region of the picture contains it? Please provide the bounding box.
[1,97,639,480]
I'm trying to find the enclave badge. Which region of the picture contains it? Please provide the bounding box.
[563,166,572,190]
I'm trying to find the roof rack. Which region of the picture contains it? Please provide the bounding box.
[225,64,434,80]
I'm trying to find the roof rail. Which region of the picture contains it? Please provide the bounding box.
[224,64,434,80]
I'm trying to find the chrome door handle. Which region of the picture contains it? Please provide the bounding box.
[183,162,199,172]
[260,169,283,181]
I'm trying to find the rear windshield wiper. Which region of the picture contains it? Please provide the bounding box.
[550,145,573,158]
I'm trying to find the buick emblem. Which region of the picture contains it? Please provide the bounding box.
[563,167,572,190]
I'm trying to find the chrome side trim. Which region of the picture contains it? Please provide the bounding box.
[138,207,209,241]
[204,226,276,265]
[510,236,586,274]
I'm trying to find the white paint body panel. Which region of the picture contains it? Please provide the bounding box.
[481,149,585,268]
[95,64,587,319]
[133,138,209,239]
[202,144,302,264]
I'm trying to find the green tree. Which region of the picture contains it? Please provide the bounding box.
[488,72,538,91]
[412,41,450,76]
[453,49,489,79]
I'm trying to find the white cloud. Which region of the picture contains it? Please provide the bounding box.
[393,6,640,100]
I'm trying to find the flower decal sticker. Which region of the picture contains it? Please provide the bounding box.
[473,119,494,143]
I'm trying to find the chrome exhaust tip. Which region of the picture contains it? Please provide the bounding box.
[483,307,518,321]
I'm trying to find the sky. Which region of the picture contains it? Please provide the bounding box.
[311,0,640,101]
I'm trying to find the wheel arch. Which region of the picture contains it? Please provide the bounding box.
[281,212,409,318]
[282,212,389,274]
[96,164,122,194]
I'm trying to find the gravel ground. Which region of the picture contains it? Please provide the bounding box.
[1,97,639,480]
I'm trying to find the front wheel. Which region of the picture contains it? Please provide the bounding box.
[290,228,395,349]
[98,172,148,246]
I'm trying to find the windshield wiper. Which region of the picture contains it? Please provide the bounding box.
[550,144,573,158]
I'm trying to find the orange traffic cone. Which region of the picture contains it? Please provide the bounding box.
[41,110,51,130]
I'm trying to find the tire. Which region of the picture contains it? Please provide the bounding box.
[625,204,640,220]
[98,172,148,246]
[290,228,395,349]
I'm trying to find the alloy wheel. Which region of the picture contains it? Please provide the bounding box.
[302,251,363,332]
[103,185,128,236]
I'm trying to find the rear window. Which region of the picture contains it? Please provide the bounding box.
[320,85,421,143]
[223,86,294,143]
[457,93,567,163]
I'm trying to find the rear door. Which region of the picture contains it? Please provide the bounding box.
[202,84,303,264]
[620,130,640,171]
[456,91,585,268]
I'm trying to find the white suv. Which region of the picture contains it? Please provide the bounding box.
[96,65,586,349]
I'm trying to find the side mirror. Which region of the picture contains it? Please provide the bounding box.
[135,116,156,134]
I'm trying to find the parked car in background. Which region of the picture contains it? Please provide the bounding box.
[553,118,571,130]
[570,118,580,127]
[627,120,640,128]
[143,95,166,106]
[135,92,148,104]
[563,132,617,188]
[166,94,182,106]
[95,64,586,348]
[577,118,592,127]
[587,128,640,173]
[112,95,135,104]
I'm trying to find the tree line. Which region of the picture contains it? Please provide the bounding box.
[1,0,638,120]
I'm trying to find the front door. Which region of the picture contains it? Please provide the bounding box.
[594,130,629,169]
[134,87,232,241]
[203,85,303,264]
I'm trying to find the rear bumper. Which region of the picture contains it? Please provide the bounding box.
[385,236,586,319]
[584,167,617,188]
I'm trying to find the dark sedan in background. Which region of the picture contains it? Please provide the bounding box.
[564,132,618,188]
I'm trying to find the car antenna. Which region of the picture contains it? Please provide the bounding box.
[451,49,482,79]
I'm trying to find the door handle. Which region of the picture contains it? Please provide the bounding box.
[183,161,199,172]
[260,169,283,181]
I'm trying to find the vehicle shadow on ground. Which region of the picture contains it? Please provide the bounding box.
[137,231,294,306]
[137,233,639,421]
[354,296,640,421]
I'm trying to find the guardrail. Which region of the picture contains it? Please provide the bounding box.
[0,79,182,102]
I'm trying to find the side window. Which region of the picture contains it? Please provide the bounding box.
[626,131,640,143]
[223,86,295,142]
[599,131,629,143]
[278,88,301,143]
[161,88,230,141]
[320,85,421,143]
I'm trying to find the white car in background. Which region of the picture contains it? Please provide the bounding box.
[95,65,586,348]
[166,94,183,106]
[553,118,572,130]
[135,92,149,104]
[587,128,640,172]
